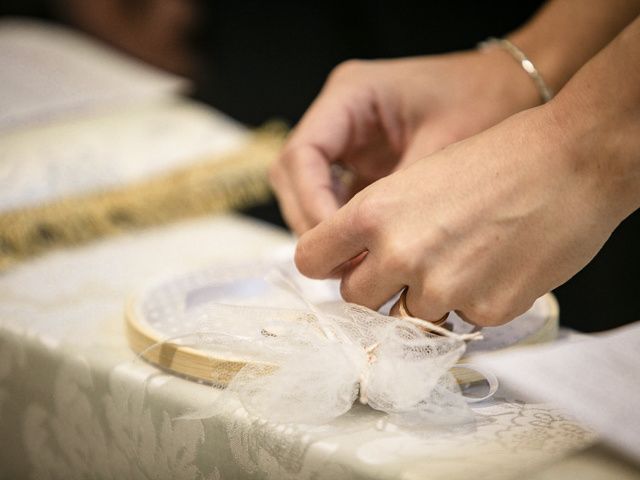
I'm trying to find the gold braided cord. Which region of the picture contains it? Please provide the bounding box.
[0,124,287,269]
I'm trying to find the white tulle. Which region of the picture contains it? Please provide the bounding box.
[160,271,485,427]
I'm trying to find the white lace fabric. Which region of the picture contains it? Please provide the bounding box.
[160,272,484,427]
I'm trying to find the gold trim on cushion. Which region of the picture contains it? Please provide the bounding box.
[0,124,287,269]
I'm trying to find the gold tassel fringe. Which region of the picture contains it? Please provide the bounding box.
[0,124,287,269]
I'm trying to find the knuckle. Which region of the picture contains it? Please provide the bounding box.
[520,296,536,316]
[426,269,455,300]
[509,296,536,321]
[339,267,378,308]
[419,281,440,303]
[279,145,302,168]
[494,287,533,323]
[490,309,514,326]
[294,238,315,277]
[409,286,448,321]
[339,277,360,304]
[328,59,367,83]
[418,282,447,311]
[465,301,503,327]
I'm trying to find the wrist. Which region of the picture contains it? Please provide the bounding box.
[545,84,640,225]
[394,50,543,143]
[462,47,541,119]
[531,17,640,229]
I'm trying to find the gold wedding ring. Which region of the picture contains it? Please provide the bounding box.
[390,287,449,326]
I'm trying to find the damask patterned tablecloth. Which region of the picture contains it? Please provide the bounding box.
[0,214,637,480]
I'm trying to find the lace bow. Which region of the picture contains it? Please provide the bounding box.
[166,272,486,427]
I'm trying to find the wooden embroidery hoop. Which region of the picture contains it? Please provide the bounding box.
[125,280,559,387]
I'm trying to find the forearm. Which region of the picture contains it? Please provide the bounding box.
[508,0,640,93]
[547,15,640,222]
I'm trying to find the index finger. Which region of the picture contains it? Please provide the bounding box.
[280,144,341,229]
[275,90,355,231]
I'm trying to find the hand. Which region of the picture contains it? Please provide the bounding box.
[294,106,623,326]
[270,50,540,235]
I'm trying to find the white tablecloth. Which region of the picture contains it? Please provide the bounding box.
[3,213,638,480]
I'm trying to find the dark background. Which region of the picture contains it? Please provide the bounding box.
[2,0,638,332]
[194,1,542,126]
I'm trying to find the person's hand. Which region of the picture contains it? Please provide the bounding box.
[270,50,541,235]
[294,105,624,326]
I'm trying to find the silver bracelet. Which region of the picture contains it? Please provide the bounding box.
[478,37,554,103]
